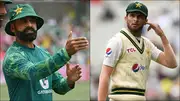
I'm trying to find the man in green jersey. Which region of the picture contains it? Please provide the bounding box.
[3,4,89,101]
[0,0,12,28]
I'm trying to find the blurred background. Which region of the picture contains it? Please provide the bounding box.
[0,0,90,101]
[90,0,179,101]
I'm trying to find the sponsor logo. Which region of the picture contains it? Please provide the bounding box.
[37,89,52,94]
[127,48,136,53]
[39,77,49,89]
[132,64,145,72]
[105,48,112,56]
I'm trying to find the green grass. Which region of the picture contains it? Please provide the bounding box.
[0,81,89,101]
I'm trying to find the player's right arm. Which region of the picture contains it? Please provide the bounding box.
[98,34,122,101]
[98,65,113,101]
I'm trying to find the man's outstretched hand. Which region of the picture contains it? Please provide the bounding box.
[65,25,89,56]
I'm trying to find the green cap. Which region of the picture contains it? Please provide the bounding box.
[1,0,12,4]
[5,4,44,36]
[126,2,148,17]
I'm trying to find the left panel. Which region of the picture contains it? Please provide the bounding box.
[0,0,90,101]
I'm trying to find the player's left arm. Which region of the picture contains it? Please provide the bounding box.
[52,63,81,95]
[52,72,73,95]
[146,22,177,68]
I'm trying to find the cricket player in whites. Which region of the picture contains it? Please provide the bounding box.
[0,0,12,28]
[98,1,177,101]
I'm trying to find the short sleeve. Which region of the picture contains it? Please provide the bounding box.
[142,37,162,61]
[151,43,162,61]
[103,34,122,67]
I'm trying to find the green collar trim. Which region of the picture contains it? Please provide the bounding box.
[120,30,144,54]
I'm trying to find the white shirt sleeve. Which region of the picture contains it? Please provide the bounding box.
[149,40,162,61]
[103,34,122,67]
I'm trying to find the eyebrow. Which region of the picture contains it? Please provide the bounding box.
[130,12,144,16]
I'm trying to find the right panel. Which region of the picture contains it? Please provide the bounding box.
[90,1,179,101]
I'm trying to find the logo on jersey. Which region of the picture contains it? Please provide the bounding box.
[39,77,49,89]
[146,48,151,57]
[132,64,145,72]
[127,48,136,53]
[105,48,112,56]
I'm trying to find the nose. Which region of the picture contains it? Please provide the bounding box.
[133,16,138,22]
[26,19,32,27]
[0,3,7,15]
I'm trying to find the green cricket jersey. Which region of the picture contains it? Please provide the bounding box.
[3,41,73,101]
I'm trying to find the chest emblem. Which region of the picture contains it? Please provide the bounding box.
[39,77,49,89]
[146,48,151,57]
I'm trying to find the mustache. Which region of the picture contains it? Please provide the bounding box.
[0,15,5,21]
[23,27,37,34]
[0,13,5,16]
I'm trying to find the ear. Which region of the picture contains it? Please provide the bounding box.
[10,23,15,33]
[124,16,127,22]
[144,19,148,25]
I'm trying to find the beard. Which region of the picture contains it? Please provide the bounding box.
[127,23,144,33]
[15,27,37,42]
